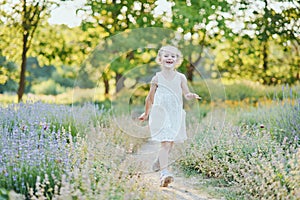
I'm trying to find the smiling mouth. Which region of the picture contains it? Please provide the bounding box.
[166,61,174,64]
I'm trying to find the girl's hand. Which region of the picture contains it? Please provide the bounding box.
[185,93,201,100]
[138,112,149,121]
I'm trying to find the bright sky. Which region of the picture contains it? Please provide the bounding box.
[48,0,172,27]
[48,0,86,27]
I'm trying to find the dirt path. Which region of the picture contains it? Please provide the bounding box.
[121,141,223,200]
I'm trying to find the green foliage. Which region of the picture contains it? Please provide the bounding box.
[0,188,8,200]
[214,37,300,85]
[26,57,54,80]
[224,82,263,101]
[25,59,79,95]
[191,79,264,103]
[219,0,300,84]
[51,65,76,88]
[32,24,91,66]
[0,0,299,99]
[0,79,18,94]
[0,55,18,93]
[190,80,225,102]
[31,79,66,95]
[79,0,172,93]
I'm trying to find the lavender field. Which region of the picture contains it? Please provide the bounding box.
[0,102,165,199]
[0,92,299,199]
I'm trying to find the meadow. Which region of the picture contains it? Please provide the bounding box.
[0,82,299,199]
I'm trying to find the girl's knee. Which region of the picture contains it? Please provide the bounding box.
[161,141,173,149]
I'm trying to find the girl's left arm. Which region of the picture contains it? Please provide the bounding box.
[180,73,201,100]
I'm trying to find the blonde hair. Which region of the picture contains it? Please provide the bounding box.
[155,45,183,66]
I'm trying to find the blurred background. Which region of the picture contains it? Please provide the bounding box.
[0,0,299,105]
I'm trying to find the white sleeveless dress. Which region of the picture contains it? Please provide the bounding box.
[149,71,187,143]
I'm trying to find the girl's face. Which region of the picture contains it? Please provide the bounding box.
[160,51,177,69]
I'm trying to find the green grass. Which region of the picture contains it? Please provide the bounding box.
[2,81,299,106]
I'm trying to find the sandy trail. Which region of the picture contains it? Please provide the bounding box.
[119,141,222,200]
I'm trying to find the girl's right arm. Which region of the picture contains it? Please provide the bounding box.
[138,76,158,121]
[180,73,201,100]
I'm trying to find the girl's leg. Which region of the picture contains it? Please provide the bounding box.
[168,141,174,154]
[158,141,174,187]
[158,141,173,171]
[152,141,174,172]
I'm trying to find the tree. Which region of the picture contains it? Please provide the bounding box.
[0,0,72,102]
[170,0,231,81]
[223,0,300,84]
[79,0,164,94]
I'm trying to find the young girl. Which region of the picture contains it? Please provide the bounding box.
[138,45,200,187]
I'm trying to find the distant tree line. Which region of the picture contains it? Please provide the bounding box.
[0,0,299,100]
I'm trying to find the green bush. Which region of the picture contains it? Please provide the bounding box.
[51,65,76,88]
[231,145,300,199]
[192,81,299,104]
[31,79,66,95]
[191,80,267,103]
[0,79,18,94]
[238,87,300,144]
[225,82,263,101]
[178,107,300,199]
[191,79,226,102]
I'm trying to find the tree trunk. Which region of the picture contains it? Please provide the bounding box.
[115,72,124,93]
[262,41,268,71]
[103,73,109,95]
[186,62,194,82]
[292,40,300,82]
[186,53,203,82]
[17,33,29,102]
[185,35,205,82]
[262,41,269,84]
